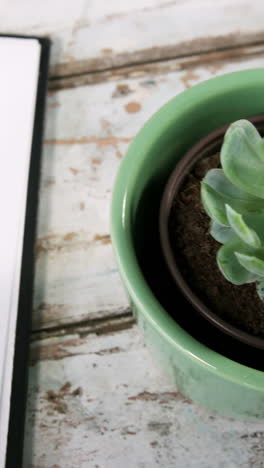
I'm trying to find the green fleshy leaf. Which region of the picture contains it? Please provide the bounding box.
[210,219,235,244]
[256,280,264,300]
[257,138,264,159]
[225,204,261,248]
[230,119,261,147]
[221,120,264,198]
[201,182,228,225]
[235,252,264,277]
[244,213,264,246]
[201,169,264,228]
[203,168,261,203]
[217,237,259,285]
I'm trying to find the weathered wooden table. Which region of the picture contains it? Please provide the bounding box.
[3,1,264,466]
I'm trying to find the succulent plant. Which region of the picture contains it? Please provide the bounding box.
[201,119,264,300]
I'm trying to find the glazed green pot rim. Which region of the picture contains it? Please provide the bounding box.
[111,69,264,390]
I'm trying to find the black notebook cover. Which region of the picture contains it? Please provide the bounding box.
[0,35,50,468]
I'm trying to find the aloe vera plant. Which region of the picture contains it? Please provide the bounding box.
[201,119,264,300]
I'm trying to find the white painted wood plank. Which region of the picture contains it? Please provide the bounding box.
[1,0,264,75]
[33,52,264,330]
[24,327,264,467]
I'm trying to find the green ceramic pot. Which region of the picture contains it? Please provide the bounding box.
[111,69,264,420]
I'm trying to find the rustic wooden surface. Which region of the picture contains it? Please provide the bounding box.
[3,0,263,466]
[3,0,264,77]
[24,327,264,467]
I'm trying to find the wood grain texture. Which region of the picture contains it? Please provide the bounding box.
[24,327,264,467]
[33,51,264,331]
[1,0,264,76]
[49,43,264,90]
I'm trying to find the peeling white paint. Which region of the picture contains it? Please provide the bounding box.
[24,328,264,468]
[1,0,264,74]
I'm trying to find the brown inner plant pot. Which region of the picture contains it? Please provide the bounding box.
[159,115,264,350]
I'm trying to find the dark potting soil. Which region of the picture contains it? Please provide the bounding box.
[169,153,264,339]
